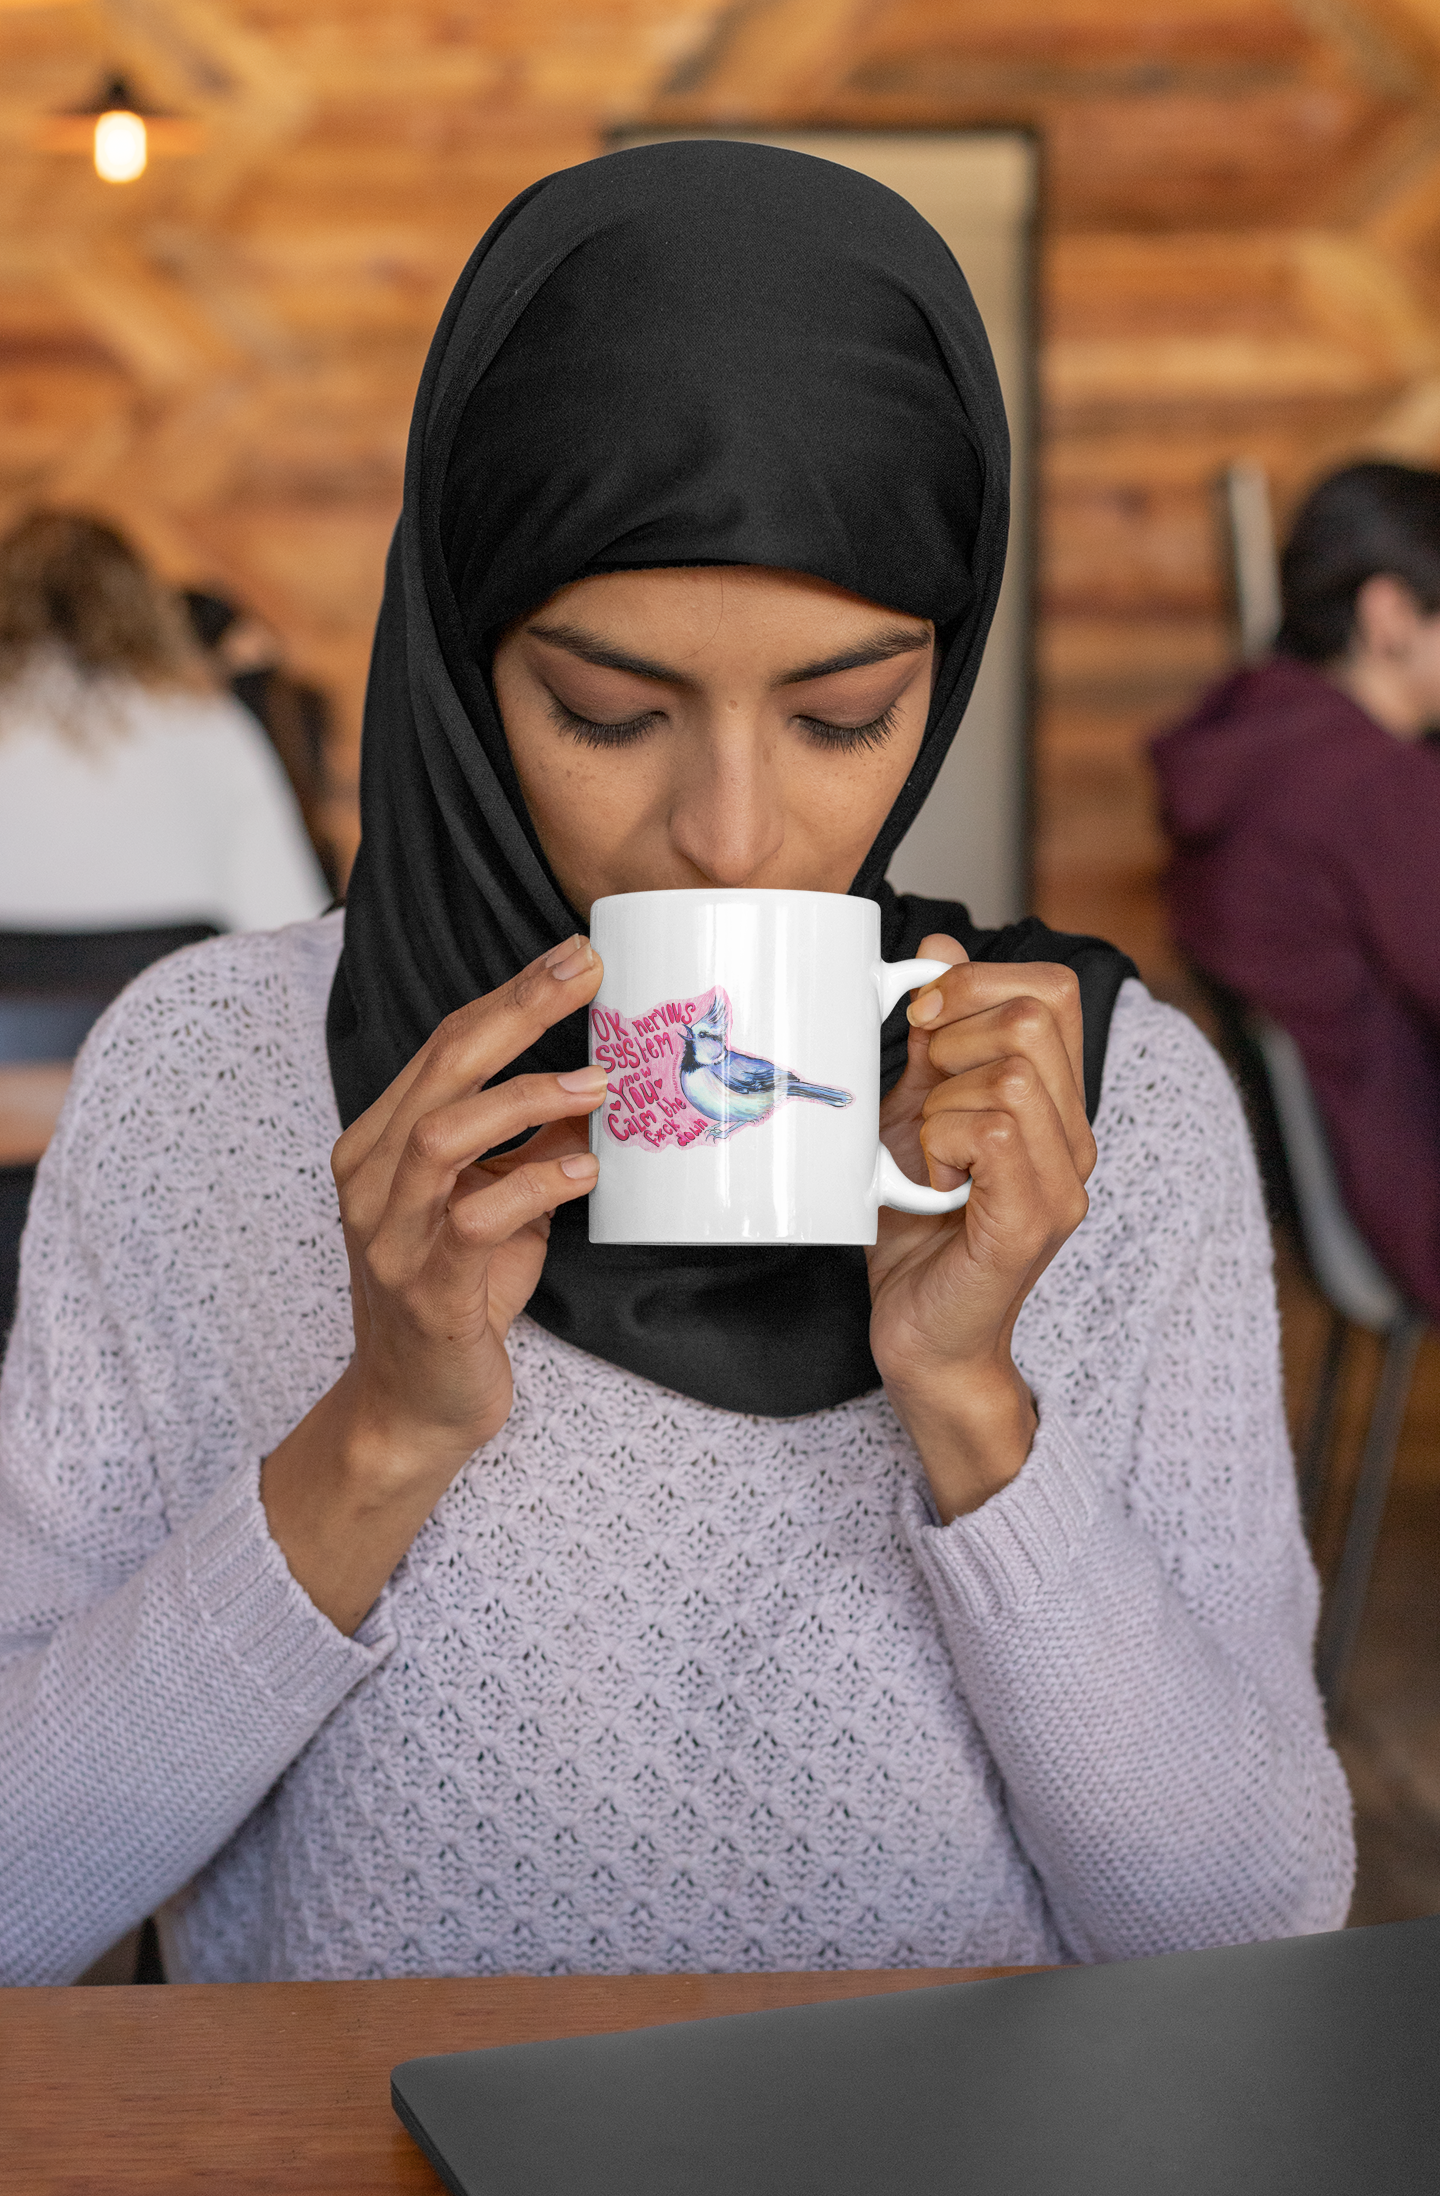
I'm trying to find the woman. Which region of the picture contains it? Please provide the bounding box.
[1153,461,1440,1321]
[0,144,1350,1986]
[0,512,328,935]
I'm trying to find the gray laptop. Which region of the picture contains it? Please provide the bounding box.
[393,1916,1440,2194]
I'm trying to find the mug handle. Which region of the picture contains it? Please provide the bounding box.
[873,956,972,1216]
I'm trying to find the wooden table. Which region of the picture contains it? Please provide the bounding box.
[3,1968,1023,2192]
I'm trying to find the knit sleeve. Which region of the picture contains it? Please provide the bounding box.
[902,984,1354,1961]
[0,994,385,1986]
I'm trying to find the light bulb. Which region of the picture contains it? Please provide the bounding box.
[94,109,147,184]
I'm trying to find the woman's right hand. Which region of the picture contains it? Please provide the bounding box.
[260,935,605,1633]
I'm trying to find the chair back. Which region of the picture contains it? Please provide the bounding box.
[1185,963,1298,1232]
[1186,961,1406,1333]
[1220,461,1283,662]
[1245,1014,1407,1334]
[0,924,218,1064]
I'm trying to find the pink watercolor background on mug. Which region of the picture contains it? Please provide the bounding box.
[590,989,724,1148]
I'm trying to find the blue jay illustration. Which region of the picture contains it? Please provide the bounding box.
[677,991,851,1140]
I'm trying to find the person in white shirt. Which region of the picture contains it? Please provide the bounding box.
[0,512,329,936]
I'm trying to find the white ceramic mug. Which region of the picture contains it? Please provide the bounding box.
[586,888,972,1245]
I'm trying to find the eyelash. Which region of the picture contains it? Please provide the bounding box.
[546,698,902,753]
[797,702,901,753]
[547,698,661,750]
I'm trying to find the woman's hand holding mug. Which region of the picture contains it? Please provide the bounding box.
[583,887,1086,1527]
[261,901,1097,1629]
[260,938,605,1633]
[869,934,1097,1522]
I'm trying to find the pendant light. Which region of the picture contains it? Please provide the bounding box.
[93,81,148,183]
[37,74,202,180]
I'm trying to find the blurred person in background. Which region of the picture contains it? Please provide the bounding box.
[1153,460,1440,1322]
[0,512,330,937]
[184,587,342,897]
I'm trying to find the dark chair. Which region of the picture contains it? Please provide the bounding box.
[0,924,218,1338]
[1192,968,1428,1715]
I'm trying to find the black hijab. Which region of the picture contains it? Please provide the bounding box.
[328,141,1135,1417]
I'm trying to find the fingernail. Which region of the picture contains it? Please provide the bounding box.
[907,988,943,1025]
[557,1066,608,1094]
[560,1152,599,1179]
[546,937,594,981]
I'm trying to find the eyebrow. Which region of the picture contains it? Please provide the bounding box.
[525,620,931,689]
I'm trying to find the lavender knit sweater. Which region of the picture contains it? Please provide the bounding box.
[0,916,1353,1984]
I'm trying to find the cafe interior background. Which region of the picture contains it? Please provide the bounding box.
[1,0,1438,1943]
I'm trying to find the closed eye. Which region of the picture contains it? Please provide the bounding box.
[546,696,663,749]
[797,701,901,753]
[546,695,903,752]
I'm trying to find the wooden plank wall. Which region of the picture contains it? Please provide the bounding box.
[6,0,1440,974]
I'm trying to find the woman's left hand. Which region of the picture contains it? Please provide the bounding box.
[869,934,1096,1522]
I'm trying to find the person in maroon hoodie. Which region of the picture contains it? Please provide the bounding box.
[1153,459,1440,1321]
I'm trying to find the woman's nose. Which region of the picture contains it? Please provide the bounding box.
[668,721,785,886]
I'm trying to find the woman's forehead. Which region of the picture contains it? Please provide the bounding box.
[527,566,932,640]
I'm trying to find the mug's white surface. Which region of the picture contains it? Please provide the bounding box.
[588,889,887,1246]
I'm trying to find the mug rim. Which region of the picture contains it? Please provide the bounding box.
[589,886,869,915]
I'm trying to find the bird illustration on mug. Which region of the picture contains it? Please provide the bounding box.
[678,991,851,1139]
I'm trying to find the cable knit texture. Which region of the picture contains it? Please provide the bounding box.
[0,915,1352,1984]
